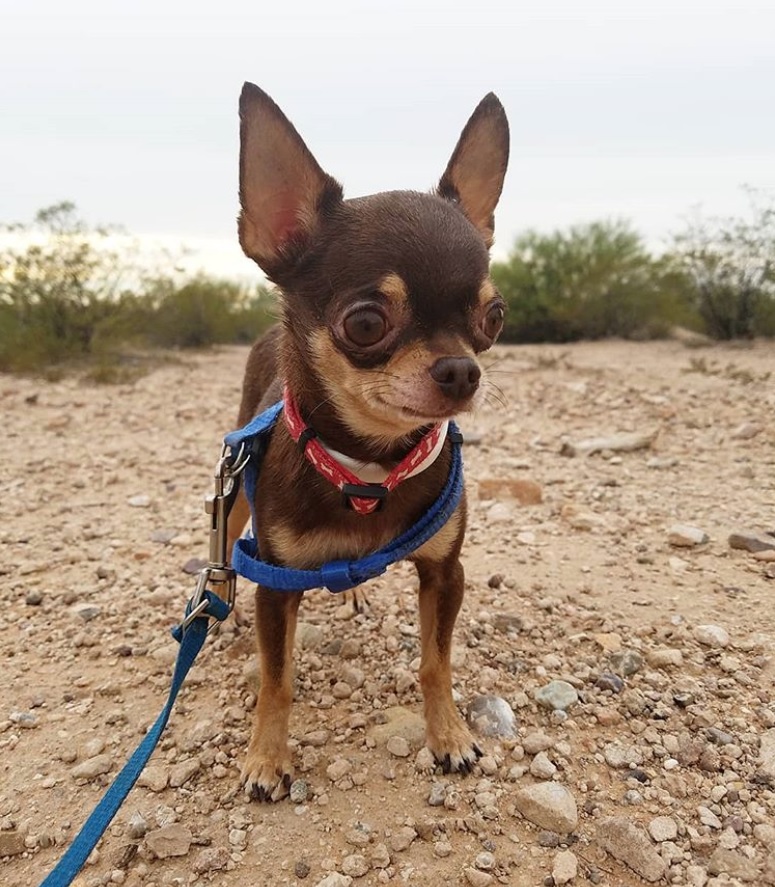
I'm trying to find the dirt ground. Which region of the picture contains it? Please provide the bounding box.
[1,338,774,887]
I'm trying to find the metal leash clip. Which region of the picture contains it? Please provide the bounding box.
[180,443,249,633]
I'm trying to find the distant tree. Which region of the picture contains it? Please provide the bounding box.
[670,188,775,339]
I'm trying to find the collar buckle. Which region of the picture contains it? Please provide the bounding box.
[341,482,388,512]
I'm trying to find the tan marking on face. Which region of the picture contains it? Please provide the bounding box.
[378,272,409,308]
[267,521,396,569]
[478,277,497,309]
[411,506,463,563]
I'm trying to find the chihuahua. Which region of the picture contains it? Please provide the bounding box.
[226,83,509,801]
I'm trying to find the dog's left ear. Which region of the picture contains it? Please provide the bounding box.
[437,94,510,248]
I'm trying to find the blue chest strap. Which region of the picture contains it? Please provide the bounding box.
[223,401,464,593]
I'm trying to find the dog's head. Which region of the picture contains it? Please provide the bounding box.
[238,83,509,441]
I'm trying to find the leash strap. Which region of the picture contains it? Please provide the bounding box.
[40,592,230,887]
[228,423,464,593]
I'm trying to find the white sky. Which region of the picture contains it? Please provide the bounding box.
[2,0,774,282]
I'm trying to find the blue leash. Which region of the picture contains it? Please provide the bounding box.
[224,401,465,593]
[40,592,230,887]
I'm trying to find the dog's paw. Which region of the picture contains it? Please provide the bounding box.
[428,724,483,775]
[342,587,370,615]
[241,753,293,802]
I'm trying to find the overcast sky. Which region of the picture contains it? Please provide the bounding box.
[3,0,774,281]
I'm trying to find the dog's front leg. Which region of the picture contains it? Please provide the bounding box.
[416,555,482,773]
[242,586,302,801]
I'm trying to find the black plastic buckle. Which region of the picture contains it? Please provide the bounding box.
[341,482,388,512]
[447,428,464,444]
[297,427,317,452]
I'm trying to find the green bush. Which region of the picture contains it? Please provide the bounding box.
[492,221,696,342]
[0,203,276,376]
[670,189,775,340]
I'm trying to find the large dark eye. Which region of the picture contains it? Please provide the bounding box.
[343,307,388,347]
[482,303,504,340]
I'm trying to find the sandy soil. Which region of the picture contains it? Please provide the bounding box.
[1,339,774,887]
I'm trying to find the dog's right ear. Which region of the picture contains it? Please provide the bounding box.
[238,83,343,273]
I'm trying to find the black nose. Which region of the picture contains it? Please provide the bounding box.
[429,356,481,400]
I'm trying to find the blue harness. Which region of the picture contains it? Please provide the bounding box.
[223,400,465,592]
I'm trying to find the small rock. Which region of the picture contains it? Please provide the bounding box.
[604,742,642,769]
[593,632,622,653]
[314,874,353,887]
[648,816,678,842]
[72,754,113,780]
[474,851,495,870]
[731,422,763,440]
[182,557,207,575]
[609,649,644,677]
[296,622,325,651]
[169,758,200,788]
[127,812,148,839]
[693,624,730,648]
[9,711,37,728]
[513,782,578,833]
[0,830,25,856]
[668,524,709,547]
[596,817,666,883]
[386,736,410,758]
[145,824,192,859]
[595,673,624,693]
[193,847,230,874]
[534,680,578,711]
[389,826,416,852]
[370,843,391,869]
[491,614,523,635]
[698,805,722,829]
[369,706,426,747]
[729,530,775,553]
[757,729,775,783]
[415,747,435,772]
[523,731,554,755]
[428,783,447,806]
[708,848,760,882]
[486,503,512,524]
[128,494,151,508]
[465,695,517,738]
[137,766,168,792]
[478,478,542,505]
[530,751,557,779]
[538,831,560,848]
[646,648,683,669]
[290,779,309,803]
[326,759,352,782]
[341,854,369,877]
[553,849,578,885]
[434,840,452,858]
[25,590,43,606]
[464,868,494,887]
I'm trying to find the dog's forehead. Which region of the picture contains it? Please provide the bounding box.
[325,191,491,304]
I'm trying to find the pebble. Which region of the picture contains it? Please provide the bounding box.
[669,524,709,547]
[698,806,723,829]
[604,742,642,769]
[523,731,554,755]
[729,530,775,553]
[341,854,369,877]
[465,695,517,738]
[326,759,352,781]
[596,817,667,883]
[609,649,644,676]
[475,851,495,870]
[434,840,452,858]
[144,824,193,859]
[757,729,775,782]
[137,765,168,792]
[71,754,113,780]
[708,848,760,882]
[25,590,43,606]
[534,680,578,711]
[169,758,200,787]
[192,847,230,873]
[386,736,410,758]
[478,477,542,505]
[314,874,353,887]
[290,779,309,803]
[127,495,151,508]
[646,648,683,668]
[0,830,25,856]
[530,751,557,779]
[389,826,416,852]
[428,783,447,806]
[552,849,578,885]
[648,816,678,842]
[127,812,148,839]
[595,673,624,693]
[296,622,325,651]
[464,868,494,887]
[513,782,578,833]
[693,624,730,648]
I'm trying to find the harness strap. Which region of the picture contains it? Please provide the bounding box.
[229,427,464,592]
[40,592,230,887]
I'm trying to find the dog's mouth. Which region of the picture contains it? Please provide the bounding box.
[374,393,477,425]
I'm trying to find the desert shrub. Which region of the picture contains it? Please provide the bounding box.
[670,188,775,340]
[492,221,695,343]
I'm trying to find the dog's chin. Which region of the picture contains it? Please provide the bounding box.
[378,394,477,427]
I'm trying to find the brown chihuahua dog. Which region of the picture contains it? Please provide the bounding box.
[227,83,509,801]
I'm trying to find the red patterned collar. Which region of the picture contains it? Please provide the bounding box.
[282,386,447,514]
